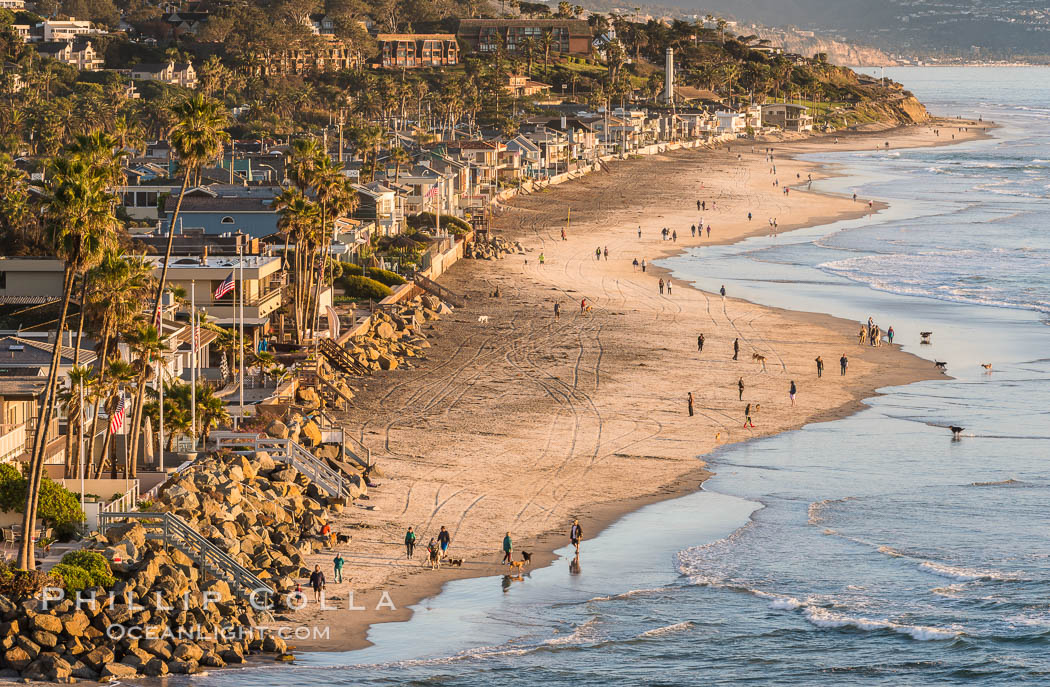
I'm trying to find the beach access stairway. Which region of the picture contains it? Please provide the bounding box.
[98,511,273,597]
[211,431,352,500]
[414,273,465,308]
[297,368,354,410]
[318,337,370,376]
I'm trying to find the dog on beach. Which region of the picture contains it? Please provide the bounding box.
[508,560,526,573]
[336,533,351,544]
[752,353,767,371]
[950,425,965,440]
[447,559,463,567]
[934,361,947,371]
[520,551,532,566]
[981,363,993,371]
[920,331,933,344]
[477,315,490,323]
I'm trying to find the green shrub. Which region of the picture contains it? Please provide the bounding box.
[0,464,83,538]
[59,550,115,589]
[338,262,364,277]
[366,267,406,287]
[50,563,93,593]
[407,212,472,235]
[338,275,392,300]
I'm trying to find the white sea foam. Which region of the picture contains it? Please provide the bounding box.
[587,587,664,603]
[544,617,601,646]
[803,607,959,641]
[919,561,1023,582]
[638,621,695,638]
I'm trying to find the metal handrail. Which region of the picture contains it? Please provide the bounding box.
[99,511,273,596]
[212,432,348,498]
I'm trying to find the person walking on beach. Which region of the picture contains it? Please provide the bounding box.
[309,565,326,602]
[687,391,694,416]
[632,258,639,271]
[427,538,440,569]
[738,377,745,401]
[707,225,711,238]
[789,380,797,407]
[405,527,417,558]
[659,278,665,295]
[595,247,602,261]
[720,285,726,299]
[744,403,754,428]
[697,199,702,211]
[672,230,677,242]
[641,259,647,273]
[438,526,451,559]
[748,212,752,221]
[840,354,849,376]
[887,326,894,345]
[815,356,824,378]
[333,553,344,584]
[561,228,567,241]
[603,246,609,261]
[638,226,642,238]
[570,519,583,553]
[667,279,673,295]
[581,298,588,313]
[691,224,697,237]
[698,333,705,352]
[733,338,739,361]
[554,302,560,319]
[538,253,545,265]
[502,532,513,564]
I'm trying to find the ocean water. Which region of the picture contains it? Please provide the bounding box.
[200,68,1050,686]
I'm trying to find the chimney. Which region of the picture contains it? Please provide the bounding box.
[561,116,567,129]
[665,48,674,105]
[201,245,208,265]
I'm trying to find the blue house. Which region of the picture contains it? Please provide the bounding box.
[160,186,281,239]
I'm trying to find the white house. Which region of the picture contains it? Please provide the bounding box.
[715,110,745,134]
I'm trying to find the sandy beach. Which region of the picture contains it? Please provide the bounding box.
[287,117,992,651]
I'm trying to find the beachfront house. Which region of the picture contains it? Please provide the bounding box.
[760,103,814,132]
[715,111,746,134]
[159,186,281,238]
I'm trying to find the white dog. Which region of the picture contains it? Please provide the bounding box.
[477,315,490,324]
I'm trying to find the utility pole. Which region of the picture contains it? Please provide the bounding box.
[338,110,345,164]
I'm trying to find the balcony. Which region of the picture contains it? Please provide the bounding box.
[198,285,284,321]
[0,423,25,463]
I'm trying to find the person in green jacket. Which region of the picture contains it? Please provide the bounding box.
[405,527,417,559]
[502,532,513,564]
[333,553,344,583]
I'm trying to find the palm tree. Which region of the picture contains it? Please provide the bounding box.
[124,323,163,478]
[152,95,229,324]
[519,36,537,76]
[19,158,111,570]
[195,384,230,445]
[541,31,555,76]
[95,359,136,479]
[388,146,411,183]
[83,251,154,466]
[274,189,320,343]
[58,365,95,478]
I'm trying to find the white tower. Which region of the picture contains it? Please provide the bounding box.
[664,48,674,104]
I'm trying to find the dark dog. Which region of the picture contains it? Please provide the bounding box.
[446,559,463,567]
[520,551,532,566]
[920,331,933,344]
[934,361,947,371]
[336,533,351,544]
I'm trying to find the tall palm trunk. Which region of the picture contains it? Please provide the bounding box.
[151,173,192,319]
[65,277,89,478]
[85,325,110,471]
[126,374,148,478]
[19,265,74,570]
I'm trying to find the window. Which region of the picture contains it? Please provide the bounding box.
[221,216,235,224]
[0,271,5,290]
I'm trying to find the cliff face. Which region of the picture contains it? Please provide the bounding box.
[751,26,897,66]
[851,95,931,124]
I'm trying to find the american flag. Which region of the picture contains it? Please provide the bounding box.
[109,396,125,435]
[215,273,236,299]
[425,186,438,198]
[192,313,201,351]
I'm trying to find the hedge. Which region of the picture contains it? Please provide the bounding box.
[59,550,115,589]
[0,464,83,538]
[50,564,93,593]
[338,275,392,300]
[366,267,406,287]
[408,212,471,235]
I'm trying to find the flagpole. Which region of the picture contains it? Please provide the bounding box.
[79,378,85,511]
[157,351,164,471]
[238,244,245,425]
[191,280,196,451]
